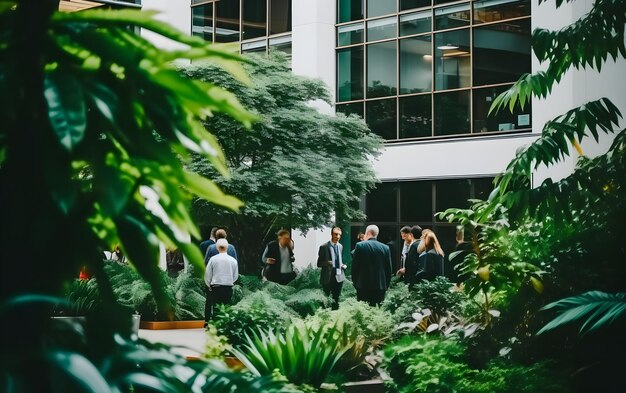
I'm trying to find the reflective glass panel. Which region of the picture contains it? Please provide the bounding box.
[366,182,398,221]
[434,3,471,30]
[474,0,531,24]
[336,102,365,118]
[435,178,471,212]
[367,0,396,18]
[270,0,292,34]
[366,98,397,140]
[400,11,431,36]
[434,29,470,90]
[243,0,267,40]
[215,0,240,42]
[338,0,364,23]
[367,17,397,41]
[338,22,365,46]
[337,46,364,102]
[400,0,431,11]
[434,90,470,135]
[242,39,267,53]
[192,4,213,42]
[400,35,432,94]
[473,19,531,85]
[400,94,432,139]
[400,181,433,221]
[473,86,531,132]
[367,41,397,98]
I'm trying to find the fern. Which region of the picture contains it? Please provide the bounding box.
[538,291,626,335]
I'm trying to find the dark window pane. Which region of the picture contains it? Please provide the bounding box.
[338,22,364,46]
[337,46,364,102]
[338,0,364,23]
[433,225,457,258]
[434,29,470,90]
[367,16,397,42]
[400,0,431,11]
[434,90,470,136]
[473,19,531,85]
[435,179,471,213]
[400,35,432,94]
[434,0,460,4]
[366,98,397,140]
[367,0,396,18]
[242,39,267,53]
[434,3,471,30]
[366,182,398,222]
[367,41,397,98]
[192,5,213,42]
[337,102,365,118]
[399,10,431,36]
[473,86,531,133]
[243,0,266,40]
[400,181,433,221]
[474,0,531,24]
[400,94,432,138]
[473,177,495,201]
[215,0,239,42]
[270,0,292,34]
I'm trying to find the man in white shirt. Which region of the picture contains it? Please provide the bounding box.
[204,239,238,322]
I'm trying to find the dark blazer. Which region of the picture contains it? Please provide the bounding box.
[200,239,215,257]
[317,241,345,285]
[404,241,420,283]
[204,244,238,265]
[415,249,445,281]
[351,238,392,290]
[263,240,294,281]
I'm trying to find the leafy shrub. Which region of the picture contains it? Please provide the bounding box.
[237,275,264,292]
[284,288,332,317]
[382,282,423,325]
[172,272,205,320]
[304,298,394,346]
[460,360,569,393]
[204,324,230,360]
[57,279,102,316]
[232,324,353,387]
[342,278,357,299]
[412,276,476,317]
[288,266,320,291]
[259,280,297,301]
[213,291,296,345]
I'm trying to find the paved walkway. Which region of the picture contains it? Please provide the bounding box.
[139,328,206,359]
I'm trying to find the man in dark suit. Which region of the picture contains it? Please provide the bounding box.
[396,225,422,284]
[317,226,347,310]
[351,225,393,306]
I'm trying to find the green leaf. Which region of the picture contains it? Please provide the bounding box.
[44,70,87,152]
[182,171,243,211]
[47,351,112,393]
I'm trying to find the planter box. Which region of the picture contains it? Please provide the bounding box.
[139,320,204,330]
[224,356,244,370]
[342,379,386,393]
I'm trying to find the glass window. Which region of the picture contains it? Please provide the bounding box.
[474,0,531,24]
[473,86,531,133]
[433,225,457,256]
[338,22,365,46]
[366,182,398,222]
[473,177,494,200]
[215,0,240,42]
[400,0,431,11]
[434,0,461,4]
[434,90,470,136]
[366,98,397,140]
[435,179,471,213]
[367,41,397,98]
[336,102,365,118]
[192,4,213,42]
[243,0,267,40]
[242,39,267,53]
[400,181,433,221]
[269,35,292,62]
[367,0,396,18]
[338,0,364,23]
[434,29,470,90]
[400,94,432,139]
[367,17,397,41]
[400,35,432,94]
[473,19,531,86]
[337,46,364,102]
[434,3,471,31]
[400,11,431,36]
[270,0,292,34]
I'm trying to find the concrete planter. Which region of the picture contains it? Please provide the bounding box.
[342,379,386,393]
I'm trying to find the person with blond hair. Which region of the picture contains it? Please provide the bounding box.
[415,229,445,281]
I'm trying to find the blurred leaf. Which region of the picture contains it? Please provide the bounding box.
[47,351,112,393]
[44,70,86,152]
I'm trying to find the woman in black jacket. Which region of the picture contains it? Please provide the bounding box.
[415,229,445,281]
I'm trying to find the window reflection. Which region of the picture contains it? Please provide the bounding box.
[473,86,531,132]
[192,4,213,42]
[367,0,396,18]
[367,17,397,42]
[366,98,397,140]
[337,46,364,102]
[434,90,470,136]
[400,94,432,139]
[434,29,471,90]
[338,0,364,23]
[434,3,471,31]
[400,35,432,94]
[270,0,292,34]
[338,22,365,46]
[336,102,365,118]
[400,11,431,36]
[215,0,240,42]
[243,0,267,40]
[367,41,397,98]
[400,0,431,11]
[474,0,531,24]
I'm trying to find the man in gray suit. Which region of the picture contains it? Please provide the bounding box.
[351,225,393,306]
[317,226,347,310]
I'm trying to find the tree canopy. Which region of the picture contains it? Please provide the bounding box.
[180,53,383,272]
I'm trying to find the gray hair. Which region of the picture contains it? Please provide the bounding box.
[365,225,379,238]
[216,238,229,251]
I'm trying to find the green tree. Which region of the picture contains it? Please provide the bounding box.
[181,54,383,273]
[0,2,282,391]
